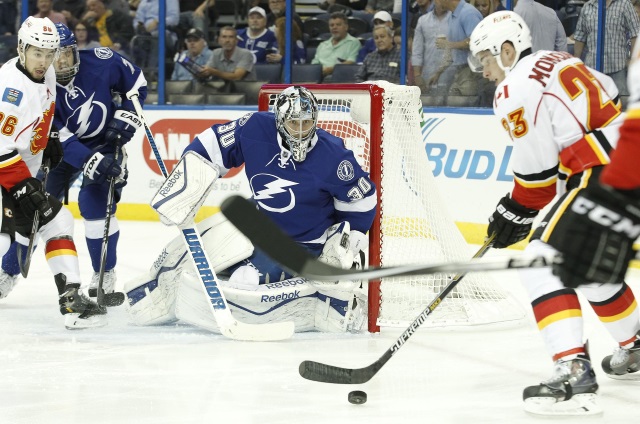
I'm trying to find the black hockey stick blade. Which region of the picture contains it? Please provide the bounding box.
[220,195,556,281]
[88,289,126,307]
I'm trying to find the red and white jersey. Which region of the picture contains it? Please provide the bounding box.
[0,57,56,191]
[493,50,624,210]
[601,41,640,190]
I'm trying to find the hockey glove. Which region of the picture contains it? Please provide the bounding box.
[488,193,538,248]
[104,110,142,146]
[43,126,63,169]
[10,178,55,223]
[550,184,640,287]
[83,152,123,185]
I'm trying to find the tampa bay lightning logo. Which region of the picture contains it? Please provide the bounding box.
[64,89,108,138]
[250,173,299,213]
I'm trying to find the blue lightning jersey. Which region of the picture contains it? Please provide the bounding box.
[185,112,377,243]
[54,47,148,168]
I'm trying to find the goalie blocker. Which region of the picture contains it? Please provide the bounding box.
[123,212,368,334]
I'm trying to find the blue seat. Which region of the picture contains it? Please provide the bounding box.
[255,64,282,84]
[291,64,323,83]
[303,18,330,38]
[331,64,361,83]
[347,17,369,37]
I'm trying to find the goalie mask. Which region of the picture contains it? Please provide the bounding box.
[468,11,532,74]
[53,23,80,84]
[274,86,319,162]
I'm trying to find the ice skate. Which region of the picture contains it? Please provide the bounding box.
[523,357,601,416]
[59,283,107,329]
[0,270,18,299]
[88,269,116,297]
[602,338,640,380]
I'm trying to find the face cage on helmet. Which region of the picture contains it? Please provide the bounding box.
[54,44,80,83]
[282,117,316,162]
[275,90,318,162]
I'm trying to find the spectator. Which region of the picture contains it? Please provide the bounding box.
[237,6,278,64]
[410,0,433,29]
[469,0,494,17]
[0,0,17,35]
[133,0,179,37]
[104,0,131,16]
[269,16,307,64]
[312,12,361,78]
[197,26,257,90]
[357,10,392,63]
[266,0,304,32]
[573,0,639,96]
[33,0,67,24]
[177,0,216,42]
[74,21,101,49]
[319,0,367,15]
[356,25,401,82]
[82,0,133,56]
[365,0,394,14]
[412,0,451,93]
[514,0,568,52]
[171,27,212,81]
[53,0,85,28]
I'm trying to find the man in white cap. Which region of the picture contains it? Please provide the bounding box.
[357,10,394,63]
[237,6,278,64]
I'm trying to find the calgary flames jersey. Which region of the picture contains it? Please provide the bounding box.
[0,57,56,190]
[493,50,624,210]
[600,41,640,190]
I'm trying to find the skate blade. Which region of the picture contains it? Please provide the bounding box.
[524,393,602,416]
[605,372,640,381]
[64,313,108,330]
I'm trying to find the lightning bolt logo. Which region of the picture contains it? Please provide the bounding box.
[76,93,96,137]
[250,174,299,213]
[70,93,107,139]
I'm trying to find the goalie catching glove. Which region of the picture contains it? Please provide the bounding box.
[318,221,367,271]
[549,184,640,287]
[488,193,538,248]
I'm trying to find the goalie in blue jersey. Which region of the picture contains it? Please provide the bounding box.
[0,23,147,303]
[125,86,378,333]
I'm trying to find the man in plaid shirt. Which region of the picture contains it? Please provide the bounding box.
[573,0,639,96]
[355,26,401,82]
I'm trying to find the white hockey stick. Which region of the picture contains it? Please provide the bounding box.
[127,93,294,341]
[220,195,558,281]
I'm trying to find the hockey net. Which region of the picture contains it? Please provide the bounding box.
[258,82,524,332]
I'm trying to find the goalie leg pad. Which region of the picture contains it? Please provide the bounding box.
[313,281,368,333]
[151,151,219,226]
[125,270,180,326]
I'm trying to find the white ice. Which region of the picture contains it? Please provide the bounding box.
[0,220,637,424]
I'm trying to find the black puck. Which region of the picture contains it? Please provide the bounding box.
[348,390,367,405]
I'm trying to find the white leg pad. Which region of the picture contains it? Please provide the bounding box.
[125,269,180,326]
[313,281,368,333]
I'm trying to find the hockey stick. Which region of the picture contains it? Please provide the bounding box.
[18,159,51,278]
[127,93,294,341]
[219,195,556,281]
[300,235,495,384]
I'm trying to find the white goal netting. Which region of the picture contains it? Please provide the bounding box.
[259,82,524,331]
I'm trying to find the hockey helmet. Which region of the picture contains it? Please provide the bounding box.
[274,86,319,162]
[468,11,532,73]
[54,23,80,84]
[17,17,60,68]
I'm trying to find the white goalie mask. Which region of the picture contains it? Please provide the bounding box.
[468,11,532,74]
[274,86,319,162]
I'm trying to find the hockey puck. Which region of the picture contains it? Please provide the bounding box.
[348,390,367,405]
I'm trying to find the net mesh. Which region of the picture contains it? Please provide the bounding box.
[260,82,524,329]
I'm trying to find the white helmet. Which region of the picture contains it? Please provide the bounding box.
[469,11,532,73]
[18,17,60,66]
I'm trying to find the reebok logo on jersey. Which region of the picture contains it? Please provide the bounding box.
[2,87,23,106]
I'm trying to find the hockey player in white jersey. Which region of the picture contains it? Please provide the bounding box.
[124,86,376,334]
[0,17,106,329]
[469,11,640,415]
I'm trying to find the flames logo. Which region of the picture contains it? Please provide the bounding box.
[31,101,55,155]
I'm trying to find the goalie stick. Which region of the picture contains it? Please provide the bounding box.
[219,195,557,281]
[300,235,495,384]
[127,93,294,342]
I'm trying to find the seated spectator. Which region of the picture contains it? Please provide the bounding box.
[0,0,17,35]
[177,0,216,42]
[133,0,179,39]
[357,10,392,63]
[82,0,133,56]
[54,0,86,29]
[197,26,257,90]
[74,21,101,49]
[171,27,212,81]
[33,0,67,24]
[269,16,307,64]
[356,25,400,83]
[312,12,361,78]
[266,0,304,32]
[237,6,278,64]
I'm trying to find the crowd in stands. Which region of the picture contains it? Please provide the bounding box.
[1,0,638,107]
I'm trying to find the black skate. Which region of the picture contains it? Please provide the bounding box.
[56,274,107,330]
[523,357,601,416]
[602,337,640,380]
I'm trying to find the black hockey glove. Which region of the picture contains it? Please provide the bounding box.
[488,194,538,248]
[104,110,142,146]
[10,178,56,224]
[43,126,63,169]
[83,152,123,185]
[550,184,640,288]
